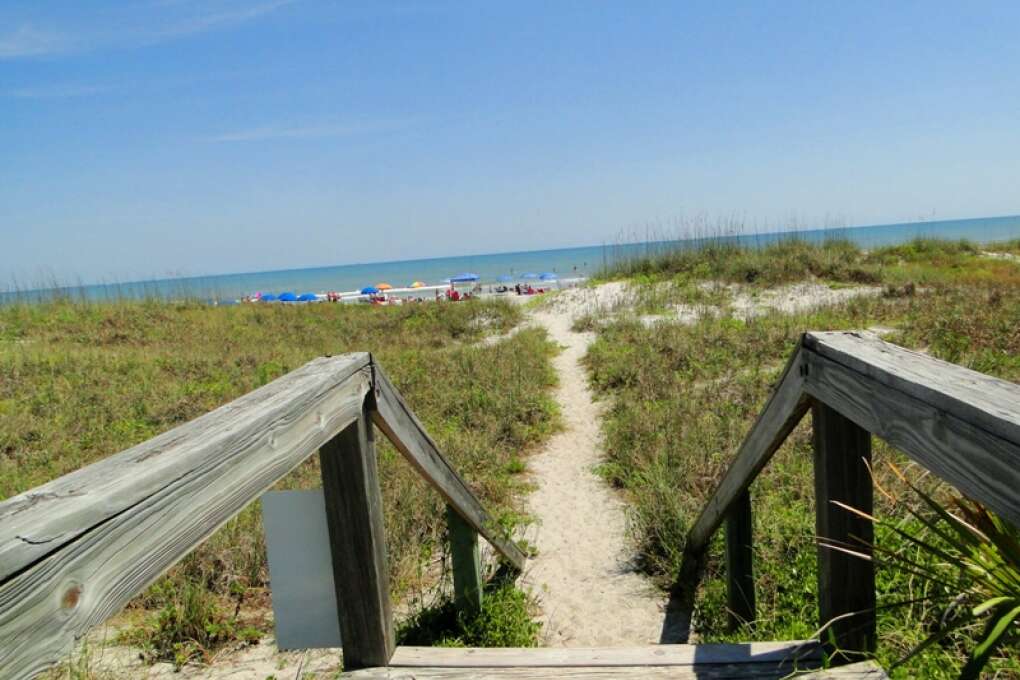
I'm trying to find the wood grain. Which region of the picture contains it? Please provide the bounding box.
[0,354,373,679]
[447,504,483,615]
[806,331,1020,446]
[344,664,884,679]
[342,642,844,679]
[320,404,394,670]
[390,640,821,666]
[812,403,875,660]
[725,489,755,629]
[685,347,810,555]
[370,362,527,569]
[803,350,1020,528]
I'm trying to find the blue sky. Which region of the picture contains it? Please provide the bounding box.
[2,1,1019,283]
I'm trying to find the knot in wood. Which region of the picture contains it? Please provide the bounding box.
[61,584,82,610]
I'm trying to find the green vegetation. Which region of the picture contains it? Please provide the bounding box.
[602,237,882,286]
[599,236,1020,293]
[398,570,541,648]
[831,466,1020,680]
[0,299,557,667]
[582,238,1020,677]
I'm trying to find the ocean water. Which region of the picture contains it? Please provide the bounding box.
[6,214,1020,304]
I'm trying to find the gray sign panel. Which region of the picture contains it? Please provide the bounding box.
[262,489,342,650]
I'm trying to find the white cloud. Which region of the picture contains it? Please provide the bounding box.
[8,83,110,99]
[153,0,298,40]
[210,119,411,143]
[0,25,67,58]
[0,1,298,59]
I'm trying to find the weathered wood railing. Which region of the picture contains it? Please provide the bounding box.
[675,331,1020,662]
[0,353,525,679]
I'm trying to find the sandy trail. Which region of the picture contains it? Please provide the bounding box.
[516,279,884,646]
[521,302,664,647]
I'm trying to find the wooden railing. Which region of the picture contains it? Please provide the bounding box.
[0,353,525,679]
[674,331,1020,662]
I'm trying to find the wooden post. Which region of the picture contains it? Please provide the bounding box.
[446,505,483,616]
[319,399,394,670]
[812,402,875,663]
[725,489,755,629]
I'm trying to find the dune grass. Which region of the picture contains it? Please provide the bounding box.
[582,239,1020,677]
[600,234,1020,290]
[601,237,882,286]
[0,298,558,667]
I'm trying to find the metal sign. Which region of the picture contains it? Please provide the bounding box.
[261,489,342,649]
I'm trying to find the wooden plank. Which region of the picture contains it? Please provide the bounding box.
[806,331,1020,447]
[344,646,883,679]
[684,347,810,555]
[0,354,372,679]
[389,641,821,667]
[812,403,876,661]
[725,489,755,629]
[666,347,809,644]
[344,666,824,679]
[0,353,370,579]
[370,361,527,570]
[320,404,394,670]
[447,504,483,615]
[802,350,1020,529]
[804,661,889,678]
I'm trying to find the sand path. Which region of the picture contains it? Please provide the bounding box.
[521,303,664,647]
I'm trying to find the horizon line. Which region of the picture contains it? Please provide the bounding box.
[4,211,1020,296]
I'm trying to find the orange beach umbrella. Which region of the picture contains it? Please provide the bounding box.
[376,283,393,290]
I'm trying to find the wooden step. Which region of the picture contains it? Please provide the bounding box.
[343,641,888,678]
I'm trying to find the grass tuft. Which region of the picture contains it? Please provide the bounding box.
[397,576,541,648]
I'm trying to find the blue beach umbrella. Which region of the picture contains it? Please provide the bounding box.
[360,286,380,295]
[496,274,514,283]
[278,292,298,302]
[260,293,277,302]
[520,272,540,280]
[297,293,317,302]
[449,273,480,283]
[539,272,558,281]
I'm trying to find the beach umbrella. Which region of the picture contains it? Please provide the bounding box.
[410,281,426,288]
[449,273,480,283]
[539,272,558,281]
[520,272,540,280]
[496,275,513,283]
[278,292,298,302]
[360,286,380,295]
[260,293,277,301]
[297,293,317,302]
[376,283,393,290]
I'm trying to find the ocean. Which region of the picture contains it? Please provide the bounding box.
[6,214,1020,304]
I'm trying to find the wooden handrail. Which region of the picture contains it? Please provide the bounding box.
[674,331,1020,660]
[370,363,527,569]
[683,346,811,558]
[0,353,526,678]
[802,332,1020,526]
